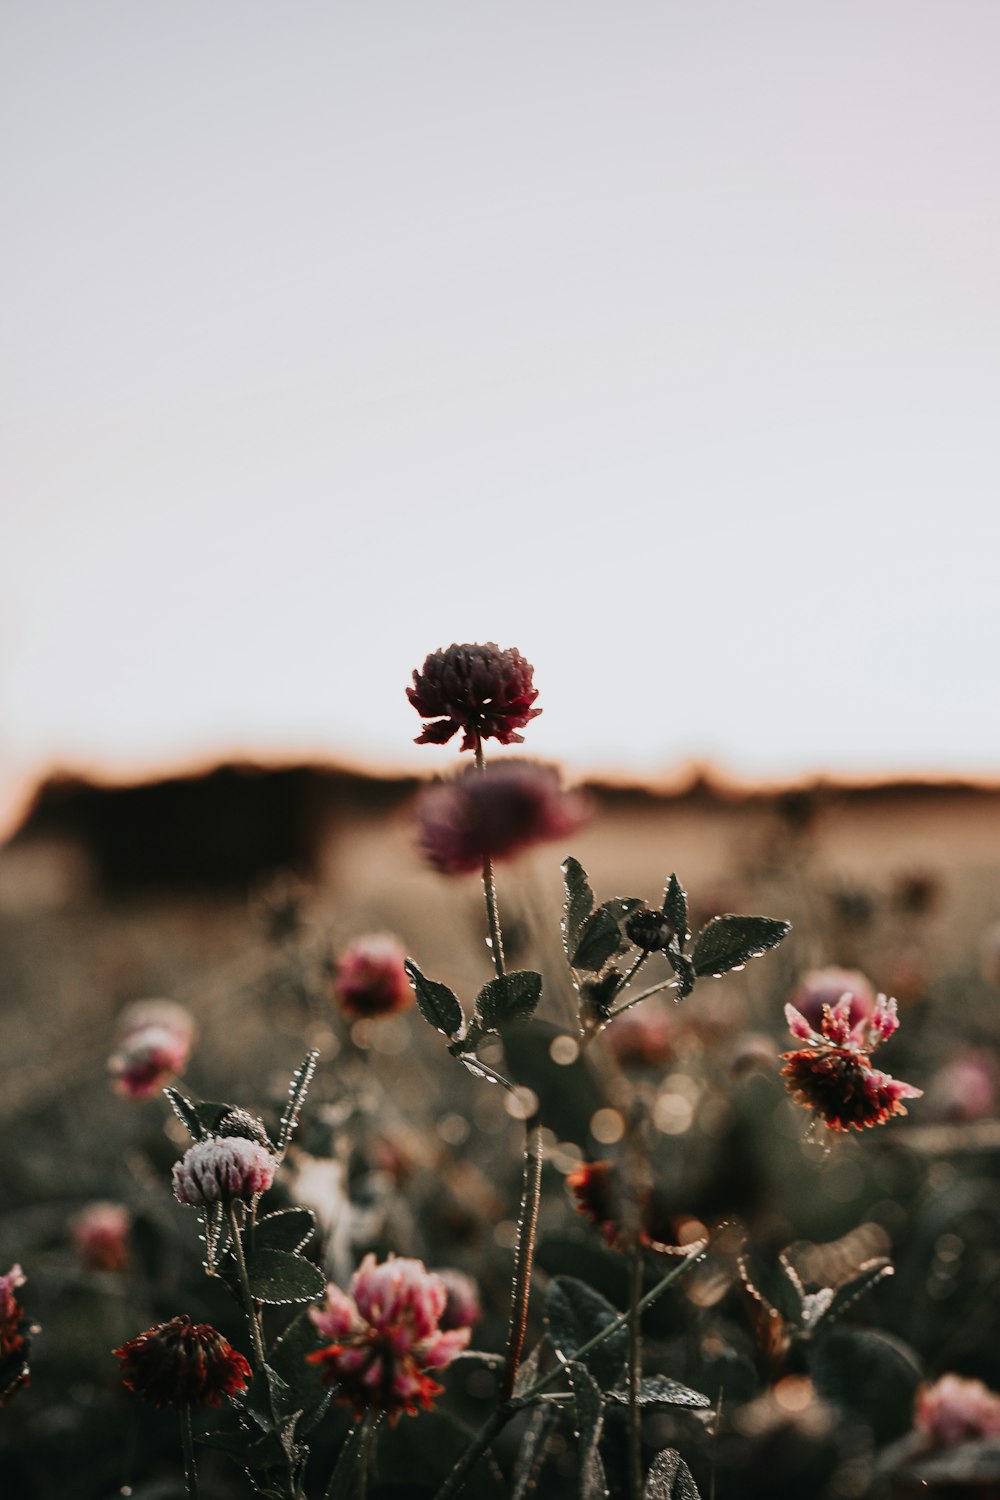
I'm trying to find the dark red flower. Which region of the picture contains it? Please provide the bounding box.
[781,993,921,1132]
[0,1265,29,1409]
[333,935,412,1019]
[114,1315,252,1410]
[417,761,591,875]
[407,643,541,750]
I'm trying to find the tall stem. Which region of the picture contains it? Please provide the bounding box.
[627,1237,644,1500]
[501,1113,543,1402]
[474,738,505,978]
[228,1205,266,1369]
[179,1407,200,1500]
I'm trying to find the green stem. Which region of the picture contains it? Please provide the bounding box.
[628,1237,644,1500]
[501,1114,544,1402]
[474,738,505,978]
[606,973,675,1021]
[179,1406,200,1500]
[228,1205,266,1370]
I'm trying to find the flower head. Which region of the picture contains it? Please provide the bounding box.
[604,1002,674,1069]
[307,1254,472,1421]
[172,1136,277,1208]
[71,1202,131,1272]
[781,992,921,1131]
[417,761,590,875]
[789,969,874,1031]
[566,1161,693,1254]
[333,935,412,1019]
[407,642,541,750]
[915,1373,1000,1449]
[109,999,195,1099]
[0,1265,29,1408]
[433,1269,482,1332]
[114,1315,251,1409]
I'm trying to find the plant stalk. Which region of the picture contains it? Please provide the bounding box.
[628,1236,644,1500]
[180,1406,200,1500]
[474,738,506,978]
[501,1113,544,1402]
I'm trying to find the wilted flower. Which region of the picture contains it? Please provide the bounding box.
[789,968,874,1031]
[109,999,195,1099]
[433,1269,482,1332]
[417,761,591,875]
[172,1136,277,1207]
[333,934,412,1019]
[407,642,541,750]
[71,1202,131,1272]
[307,1254,471,1421]
[114,1315,251,1409]
[782,993,922,1132]
[914,1373,1000,1449]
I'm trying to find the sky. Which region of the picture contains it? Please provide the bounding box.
[3,2,999,830]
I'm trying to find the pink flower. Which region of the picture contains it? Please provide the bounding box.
[782,993,922,1132]
[307,1254,472,1421]
[417,761,591,875]
[433,1270,482,1332]
[605,1003,674,1069]
[172,1136,277,1207]
[0,1265,29,1408]
[407,642,541,750]
[915,1374,1000,1449]
[109,999,195,1099]
[333,935,412,1019]
[71,1202,131,1272]
[114,1316,252,1410]
[789,969,874,1031]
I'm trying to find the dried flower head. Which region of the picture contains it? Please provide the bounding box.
[333,935,412,1019]
[307,1254,471,1421]
[790,969,874,1031]
[71,1202,131,1272]
[114,1315,251,1409]
[782,993,922,1132]
[407,642,541,750]
[417,761,591,875]
[172,1136,277,1208]
[915,1373,1000,1449]
[109,1000,195,1099]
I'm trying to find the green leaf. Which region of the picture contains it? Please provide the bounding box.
[601,896,645,925]
[511,1406,558,1500]
[824,1258,894,1324]
[242,1248,326,1305]
[276,1050,319,1154]
[563,857,595,961]
[738,1248,806,1327]
[405,959,464,1039]
[566,1362,607,1500]
[810,1327,922,1445]
[253,1209,317,1255]
[667,950,697,1000]
[195,1101,239,1134]
[662,875,689,947]
[606,1375,711,1410]
[476,970,543,1032]
[644,1449,702,1499]
[164,1088,205,1140]
[325,1419,373,1500]
[546,1276,628,1391]
[572,908,625,973]
[691,915,791,978]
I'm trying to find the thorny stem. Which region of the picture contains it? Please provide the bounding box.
[628,1236,644,1500]
[432,1245,707,1500]
[501,1113,544,1402]
[179,1406,200,1500]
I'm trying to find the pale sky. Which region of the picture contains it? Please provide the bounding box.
[3,1,999,828]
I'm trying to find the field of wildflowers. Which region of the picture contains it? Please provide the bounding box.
[2,643,1000,1499]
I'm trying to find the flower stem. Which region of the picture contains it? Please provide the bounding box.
[179,1406,200,1500]
[432,1405,512,1500]
[628,1237,644,1500]
[228,1205,266,1370]
[501,1113,543,1403]
[474,738,505,978]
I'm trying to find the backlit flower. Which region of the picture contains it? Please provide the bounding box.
[307,1254,471,1421]
[407,642,541,750]
[781,993,921,1132]
[71,1202,131,1272]
[915,1373,1000,1449]
[114,1315,251,1409]
[172,1136,277,1207]
[417,761,590,875]
[333,935,412,1019]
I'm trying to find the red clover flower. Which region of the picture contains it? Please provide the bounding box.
[172,1136,277,1207]
[71,1202,131,1272]
[417,761,591,875]
[109,999,195,1099]
[914,1373,1000,1449]
[781,992,922,1132]
[307,1254,472,1421]
[114,1315,252,1409]
[333,934,412,1019]
[407,642,541,750]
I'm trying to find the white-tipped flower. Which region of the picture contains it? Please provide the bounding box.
[172,1136,277,1208]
